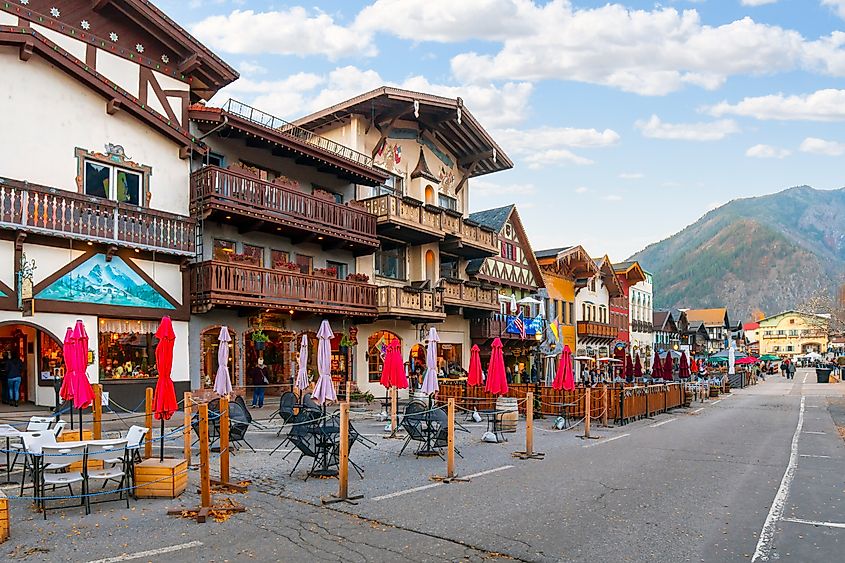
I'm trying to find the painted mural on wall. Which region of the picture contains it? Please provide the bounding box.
[36,254,174,309]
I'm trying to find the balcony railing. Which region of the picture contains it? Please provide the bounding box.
[470,314,541,341]
[222,99,374,168]
[439,279,499,311]
[191,166,378,248]
[377,285,445,321]
[577,321,617,339]
[0,176,193,255]
[191,261,378,316]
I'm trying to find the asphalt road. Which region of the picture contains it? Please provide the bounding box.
[5,369,844,562]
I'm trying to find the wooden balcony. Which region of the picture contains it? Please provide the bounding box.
[577,321,617,339]
[362,193,498,256]
[191,166,379,254]
[191,260,378,317]
[439,278,499,315]
[470,315,541,341]
[377,284,445,322]
[0,176,194,255]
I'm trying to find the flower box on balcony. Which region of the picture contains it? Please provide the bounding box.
[347,200,366,210]
[314,267,338,278]
[274,261,300,272]
[345,273,370,283]
[312,188,336,202]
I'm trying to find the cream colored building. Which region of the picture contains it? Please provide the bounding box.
[758,311,829,358]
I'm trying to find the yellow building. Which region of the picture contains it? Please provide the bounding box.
[758,311,829,358]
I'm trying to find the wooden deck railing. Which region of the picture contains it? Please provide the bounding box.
[439,279,499,310]
[191,166,377,245]
[377,285,445,320]
[577,321,617,338]
[191,261,378,315]
[0,177,194,255]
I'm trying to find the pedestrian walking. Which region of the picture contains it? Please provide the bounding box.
[249,356,270,408]
[787,360,796,380]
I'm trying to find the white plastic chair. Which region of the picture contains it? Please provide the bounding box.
[19,431,71,497]
[39,444,86,519]
[85,440,130,513]
[52,420,67,439]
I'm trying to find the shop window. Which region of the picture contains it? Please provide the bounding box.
[438,343,464,377]
[295,254,313,275]
[38,331,64,388]
[501,241,516,261]
[326,261,348,279]
[271,249,290,269]
[77,147,150,207]
[98,319,160,380]
[374,247,406,280]
[245,328,310,387]
[200,326,237,389]
[213,239,236,261]
[368,331,401,382]
[242,244,263,267]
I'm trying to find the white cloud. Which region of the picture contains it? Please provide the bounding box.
[636,114,740,141]
[708,89,845,121]
[821,0,845,19]
[447,3,820,96]
[524,149,594,169]
[741,0,778,6]
[237,61,267,75]
[191,8,376,60]
[619,172,644,179]
[745,144,791,158]
[575,186,589,194]
[472,180,536,196]
[490,125,618,168]
[799,137,845,156]
[602,194,623,202]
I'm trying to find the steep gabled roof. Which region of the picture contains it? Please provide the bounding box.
[469,205,514,233]
[594,255,623,298]
[292,86,513,178]
[686,308,730,328]
[466,205,543,289]
[612,261,646,285]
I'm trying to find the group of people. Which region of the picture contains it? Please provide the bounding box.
[0,350,25,407]
[780,359,797,380]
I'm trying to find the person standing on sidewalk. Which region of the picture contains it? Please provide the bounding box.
[249,357,270,408]
[5,351,24,407]
[0,351,8,405]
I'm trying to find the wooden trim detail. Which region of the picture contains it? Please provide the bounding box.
[106,99,121,115]
[139,68,180,125]
[19,39,34,61]
[85,44,96,68]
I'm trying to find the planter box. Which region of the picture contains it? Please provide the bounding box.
[0,490,8,543]
[134,458,188,499]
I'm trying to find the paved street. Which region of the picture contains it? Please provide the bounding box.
[4,370,844,562]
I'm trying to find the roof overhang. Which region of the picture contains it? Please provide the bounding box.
[292,86,513,178]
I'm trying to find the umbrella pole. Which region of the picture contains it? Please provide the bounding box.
[160,418,165,462]
[79,407,83,441]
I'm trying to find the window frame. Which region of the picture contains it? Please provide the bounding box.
[76,147,151,207]
[374,246,407,280]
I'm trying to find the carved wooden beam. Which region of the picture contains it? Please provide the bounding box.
[106,99,121,115]
[19,40,34,62]
[14,232,26,251]
[454,161,479,193]
[105,246,118,262]
[458,149,494,167]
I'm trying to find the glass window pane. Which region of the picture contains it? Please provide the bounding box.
[242,244,263,267]
[271,250,290,268]
[116,169,141,205]
[295,254,313,275]
[375,247,405,279]
[327,261,347,279]
[213,239,236,261]
[84,161,110,199]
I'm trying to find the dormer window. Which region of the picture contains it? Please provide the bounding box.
[438,193,458,211]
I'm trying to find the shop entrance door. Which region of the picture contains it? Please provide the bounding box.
[0,323,64,407]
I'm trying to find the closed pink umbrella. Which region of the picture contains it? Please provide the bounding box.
[486,338,508,395]
[679,350,690,378]
[69,321,94,440]
[60,327,74,406]
[213,326,233,396]
[467,345,483,387]
[295,335,310,392]
[553,345,574,391]
[153,317,178,461]
[380,338,407,390]
[312,320,336,405]
[420,327,440,396]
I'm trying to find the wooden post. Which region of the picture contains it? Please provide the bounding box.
[144,387,153,459]
[447,398,455,478]
[390,386,398,433]
[92,384,102,440]
[584,387,591,439]
[345,381,352,404]
[322,402,362,504]
[525,392,533,456]
[198,403,211,511]
[219,396,230,485]
[601,384,608,427]
[183,392,192,465]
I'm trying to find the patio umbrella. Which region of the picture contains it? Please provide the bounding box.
[66,321,95,440]
[679,351,690,379]
[735,356,758,365]
[652,349,661,378]
[60,327,74,426]
[379,338,407,390]
[420,327,440,395]
[153,316,178,461]
[634,353,643,379]
[690,358,699,374]
[728,345,736,376]
[486,338,509,395]
[553,345,574,391]
[467,344,483,387]
[295,335,310,392]
[625,355,634,382]
[213,326,232,397]
[661,352,672,381]
[312,320,336,405]
[760,354,780,362]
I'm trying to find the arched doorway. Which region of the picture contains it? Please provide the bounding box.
[425,250,436,285]
[424,185,435,205]
[245,328,299,392]
[199,326,238,390]
[368,331,401,383]
[0,321,64,406]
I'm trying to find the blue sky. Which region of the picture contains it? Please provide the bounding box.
[161,0,845,260]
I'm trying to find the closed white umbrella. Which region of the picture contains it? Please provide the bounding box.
[213,326,232,396]
[295,334,310,391]
[728,344,736,375]
[312,320,337,405]
[421,327,440,395]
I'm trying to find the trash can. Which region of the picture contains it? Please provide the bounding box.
[816,368,832,383]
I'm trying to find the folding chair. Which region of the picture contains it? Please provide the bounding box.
[85,440,130,513]
[39,444,86,519]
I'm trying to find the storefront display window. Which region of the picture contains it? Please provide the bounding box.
[245,329,318,390]
[213,239,236,261]
[38,331,64,387]
[98,319,159,380]
[200,326,237,389]
[368,331,400,382]
[438,343,464,377]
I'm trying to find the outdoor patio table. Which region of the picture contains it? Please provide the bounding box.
[309,422,340,478]
[0,424,22,485]
[477,409,507,443]
[415,411,441,457]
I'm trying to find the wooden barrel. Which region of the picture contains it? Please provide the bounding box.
[496,397,519,433]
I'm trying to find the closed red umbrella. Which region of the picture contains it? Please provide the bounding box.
[553,345,575,391]
[652,350,661,378]
[625,355,634,382]
[690,357,699,374]
[663,352,674,381]
[67,321,94,440]
[60,327,74,404]
[379,338,407,389]
[153,317,178,461]
[485,338,508,395]
[467,344,483,386]
[679,351,690,378]
[634,353,643,379]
